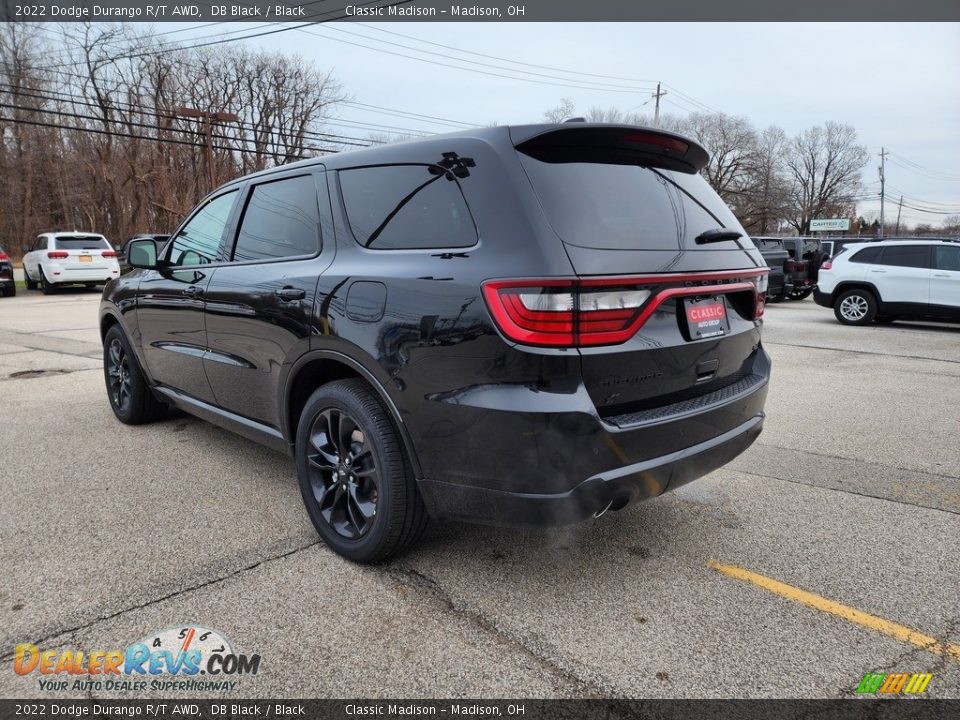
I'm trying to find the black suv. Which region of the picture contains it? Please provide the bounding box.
[100,124,771,562]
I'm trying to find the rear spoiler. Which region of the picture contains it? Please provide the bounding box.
[510,124,709,174]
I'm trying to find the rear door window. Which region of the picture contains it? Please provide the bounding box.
[850,247,883,264]
[231,175,320,262]
[339,165,478,250]
[55,236,109,250]
[518,156,744,251]
[879,245,931,269]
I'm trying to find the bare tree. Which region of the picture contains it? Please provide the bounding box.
[677,112,757,209]
[543,97,576,123]
[784,122,869,234]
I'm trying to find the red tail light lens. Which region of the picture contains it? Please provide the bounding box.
[47,251,69,259]
[621,132,689,154]
[102,250,117,258]
[0,252,9,261]
[482,281,575,347]
[483,270,768,347]
[821,260,832,270]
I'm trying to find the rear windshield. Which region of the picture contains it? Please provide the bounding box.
[518,155,745,251]
[55,235,109,250]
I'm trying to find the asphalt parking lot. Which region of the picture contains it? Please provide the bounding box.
[1,286,958,699]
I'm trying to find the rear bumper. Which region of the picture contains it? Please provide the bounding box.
[418,413,764,526]
[50,267,120,283]
[416,348,770,526]
[813,288,832,308]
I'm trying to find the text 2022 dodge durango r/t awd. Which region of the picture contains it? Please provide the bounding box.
[100,124,771,562]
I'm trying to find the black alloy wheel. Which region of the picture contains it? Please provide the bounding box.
[296,379,428,563]
[107,337,132,414]
[102,324,167,424]
[306,407,380,540]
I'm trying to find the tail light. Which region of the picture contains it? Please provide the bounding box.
[0,252,9,261]
[785,260,808,272]
[820,260,832,270]
[47,251,69,259]
[102,250,117,258]
[483,270,768,348]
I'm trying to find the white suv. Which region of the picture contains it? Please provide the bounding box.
[22,232,120,294]
[814,239,960,325]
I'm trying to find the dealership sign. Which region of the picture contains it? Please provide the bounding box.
[810,218,851,231]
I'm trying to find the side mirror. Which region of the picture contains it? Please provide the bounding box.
[127,238,159,269]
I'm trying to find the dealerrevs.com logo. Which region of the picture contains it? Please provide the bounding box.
[13,626,260,693]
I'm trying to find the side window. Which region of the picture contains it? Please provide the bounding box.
[935,246,960,272]
[167,191,238,267]
[879,245,930,269]
[339,165,478,250]
[232,175,320,262]
[35,237,47,252]
[850,247,882,264]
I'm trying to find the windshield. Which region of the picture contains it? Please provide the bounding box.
[519,155,746,251]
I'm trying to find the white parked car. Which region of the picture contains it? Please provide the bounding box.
[22,232,121,294]
[814,239,960,325]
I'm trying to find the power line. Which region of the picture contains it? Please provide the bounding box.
[0,113,340,155]
[0,82,377,147]
[294,25,656,95]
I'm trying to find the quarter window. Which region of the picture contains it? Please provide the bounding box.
[339,165,478,250]
[167,191,238,267]
[935,245,960,272]
[232,175,320,262]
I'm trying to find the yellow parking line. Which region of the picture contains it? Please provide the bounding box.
[708,560,960,663]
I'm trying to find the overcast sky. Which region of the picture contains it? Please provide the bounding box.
[155,22,960,228]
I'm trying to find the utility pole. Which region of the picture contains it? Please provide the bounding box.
[894,195,903,235]
[878,147,888,239]
[652,82,667,128]
[174,106,240,189]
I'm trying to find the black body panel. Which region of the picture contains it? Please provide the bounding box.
[100,123,771,527]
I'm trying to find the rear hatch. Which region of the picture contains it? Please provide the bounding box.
[53,235,115,270]
[502,125,767,420]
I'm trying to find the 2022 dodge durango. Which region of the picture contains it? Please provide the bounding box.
[100,124,772,562]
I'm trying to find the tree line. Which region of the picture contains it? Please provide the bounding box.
[0,23,343,253]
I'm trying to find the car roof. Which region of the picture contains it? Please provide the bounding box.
[216,122,710,188]
[43,231,107,237]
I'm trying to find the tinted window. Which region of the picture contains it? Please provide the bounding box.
[935,245,960,272]
[232,175,320,262]
[55,235,109,250]
[880,245,930,269]
[339,165,477,250]
[167,191,237,266]
[519,156,744,250]
[850,247,883,264]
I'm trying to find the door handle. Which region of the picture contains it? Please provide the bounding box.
[183,285,204,297]
[933,273,950,278]
[275,287,306,301]
[869,269,886,273]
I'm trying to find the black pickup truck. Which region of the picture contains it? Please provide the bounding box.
[750,237,790,302]
[752,236,830,300]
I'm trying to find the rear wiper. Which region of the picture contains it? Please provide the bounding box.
[695,228,743,245]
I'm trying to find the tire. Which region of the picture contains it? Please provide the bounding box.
[103,324,168,425]
[1,283,14,297]
[834,288,878,326]
[23,267,37,290]
[788,287,814,301]
[39,268,55,295]
[296,379,428,563]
